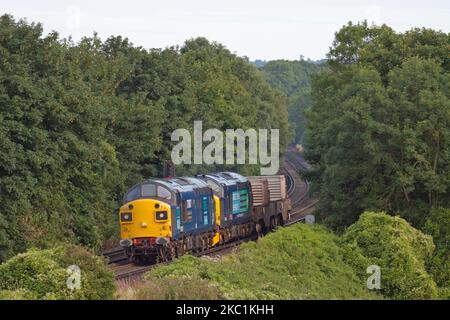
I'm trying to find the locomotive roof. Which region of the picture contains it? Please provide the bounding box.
[140,177,210,193]
[196,172,248,185]
[123,172,248,203]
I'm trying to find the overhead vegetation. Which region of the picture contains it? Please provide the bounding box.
[124,223,379,300]
[305,22,450,229]
[342,212,440,299]
[0,244,116,299]
[261,59,326,143]
[0,14,289,261]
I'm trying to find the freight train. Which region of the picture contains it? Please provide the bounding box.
[118,172,291,264]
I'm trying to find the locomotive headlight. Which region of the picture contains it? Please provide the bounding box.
[141,222,147,228]
[121,212,132,222]
[155,211,168,221]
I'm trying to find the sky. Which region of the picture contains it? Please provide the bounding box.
[2,0,449,61]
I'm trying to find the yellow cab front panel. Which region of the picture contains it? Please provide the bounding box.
[119,198,172,251]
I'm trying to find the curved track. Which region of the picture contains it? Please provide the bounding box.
[283,150,318,223]
[104,150,317,280]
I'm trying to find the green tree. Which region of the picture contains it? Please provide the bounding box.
[306,22,450,228]
[104,36,290,177]
[0,16,122,258]
[423,208,450,296]
[261,59,326,143]
[0,15,290,260]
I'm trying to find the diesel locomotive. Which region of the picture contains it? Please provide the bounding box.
[118,172,291,264]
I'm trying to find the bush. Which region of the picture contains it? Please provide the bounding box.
[130,224,378,300]
[342,212,439,299]
[0,245,116,299]
[422,208,450,298]
[128,276,223,300]
[0,289,37,300]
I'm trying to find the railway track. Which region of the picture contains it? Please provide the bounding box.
[112,235,259,280]
[111,212,311,281]
[284,158,308,208]
[104,150,317,280]
[102,248,128,264]
[283,150,318,217]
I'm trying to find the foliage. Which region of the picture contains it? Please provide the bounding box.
[261,60,326,143]
[119,276,224,300]
[133,223,378,300]
[0,244,115,299]
[103,36,291,177]
[423,208,450,297]
[0,289,37,299]
[0,15,123,256]
[305,22,450,228]
[0,15,290,260]
[342,212,439,299]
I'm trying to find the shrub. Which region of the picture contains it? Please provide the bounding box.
[0,245,116,299]
[422,208,450,298]
[131,276,223,300]
[0,289,37,300]
[131,224,379,300]
[342,212,439,299]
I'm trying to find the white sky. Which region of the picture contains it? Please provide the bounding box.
[2,0,449,61]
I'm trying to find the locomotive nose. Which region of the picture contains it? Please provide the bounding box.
[119,198,172,240]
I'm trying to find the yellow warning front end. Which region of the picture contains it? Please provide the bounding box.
[119,198,172,262]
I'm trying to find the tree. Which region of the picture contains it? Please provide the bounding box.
[0,15,290,260]
[0,15,121,257]
[305,22,450,229]
[261,59,326,144]
[423,208,450,296]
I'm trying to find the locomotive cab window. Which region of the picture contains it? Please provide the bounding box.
[125,186,140,202]
[141,183,156,197]
[157,186,172,201]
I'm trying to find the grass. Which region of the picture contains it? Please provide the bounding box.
[118,223,380,299]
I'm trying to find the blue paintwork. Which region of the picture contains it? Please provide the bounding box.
[123,172,252,241]
[171,189,216,240]
[220,185,251,227]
